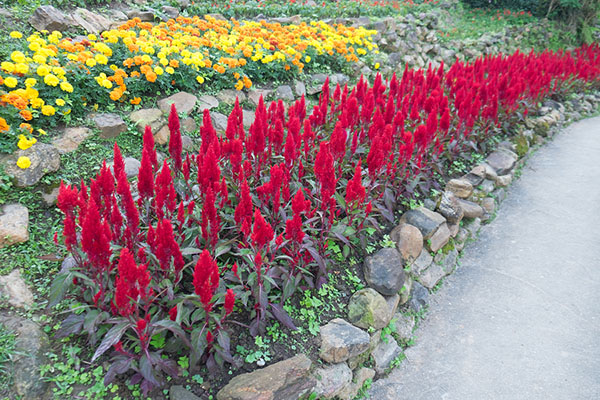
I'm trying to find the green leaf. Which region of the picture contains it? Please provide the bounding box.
[180,247,202,256]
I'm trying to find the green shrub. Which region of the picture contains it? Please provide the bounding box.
[460,0,599,43]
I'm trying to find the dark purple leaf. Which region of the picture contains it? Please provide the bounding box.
[217,330,230,351]
[206,353,218,375]
[153,320,190,347]
[157,358,179,377]
[305,246,326,272]
[104,357,132,385]
[129,372,143,386]
[333,232,351,245]
[190,327,207,367]
[91,322,129,362]
[55,313,84,339]
[139,355,160,387]
[270,303,297,331]
[48,272,72,308]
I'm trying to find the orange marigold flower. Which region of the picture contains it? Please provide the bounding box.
[19,110,33,121]
[19,123,33,134]
[0,118,9,132]
[146,72,157,83]
[110,89,123,101]
[130,97,141,105]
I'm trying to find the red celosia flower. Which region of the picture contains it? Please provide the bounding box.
[291,189,310,215]
[114,274,132,317]
[155,218,185,274]
[193,250,220,313]
[168,104,183,172]
[143,126,157,168]
[329,121,347,161]
[234,179,253,236]
[136,319,147,332]
[80,197,111,270]
[112,143,125,180]
[314,141,336,202]
[224,288,235,316]
[154,161,177,218]
[285,214,304,244]
[116,172,139,239]
[138,147,154,199]
[251,208,274,249]
[346,161,366,207]
[169,306,178,321]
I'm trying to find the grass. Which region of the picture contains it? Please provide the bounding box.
[0,323,17,392]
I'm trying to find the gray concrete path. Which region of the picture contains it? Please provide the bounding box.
[368,116,600,400]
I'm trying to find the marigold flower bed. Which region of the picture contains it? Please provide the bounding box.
[51,44,600,393]
[0,16,376,151]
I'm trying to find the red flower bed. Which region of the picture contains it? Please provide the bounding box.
[52,44,600,392]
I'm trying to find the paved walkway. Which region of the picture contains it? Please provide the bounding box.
[368,116,600,400]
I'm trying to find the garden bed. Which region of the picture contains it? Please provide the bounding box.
[0,1,598,399]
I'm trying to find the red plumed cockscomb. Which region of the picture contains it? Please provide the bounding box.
[224,288,235,316]
[251,208,273,249]
[193,250,220,313]
[346,161,366,207]
[168,104,183,172]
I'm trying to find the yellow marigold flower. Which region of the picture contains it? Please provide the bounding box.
[4,77,18,88]
[17,135,36,150]
[1,62,15,73]
[31,98,44,109]
[196,76,205,84]
[374,62,380,70]
[36,65,50,76]
[16,156,31,169]
[14,63,29,75]
[41,105,56,116]
[38,129,47,135]
[235,80,243,91]
[32,54,46,64]
[154,66,164,75]
[25,88,39,99]
[55,98,66,106]
[63,108,71,116]
[160,58,169,66]
[87,34,97,41]
[28,41,41,52]
[165,66,174,74]
[85,58,97,68]
[95,54,108,65]
[44,74,59,87]
[305,56,311,63]
[101,79,113,89]
[25,78,37,88]
[52,67,65,76]
[10,51,26,64]
[60,81,74,93]
[10,31,22,39]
